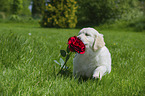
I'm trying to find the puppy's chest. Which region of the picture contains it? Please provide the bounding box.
[74,53,98,69]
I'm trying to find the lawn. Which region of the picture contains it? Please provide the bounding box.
[0,22,145,96]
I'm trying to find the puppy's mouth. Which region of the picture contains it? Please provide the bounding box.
[81,41,87,45]
[81,40,88,46]
[83,42,89,48]
[77,37,88,46]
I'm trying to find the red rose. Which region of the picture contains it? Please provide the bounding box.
[68,36,85,54]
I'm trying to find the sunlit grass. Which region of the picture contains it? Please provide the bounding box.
[0,22,144,95]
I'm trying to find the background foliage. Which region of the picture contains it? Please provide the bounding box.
[32,0,45,18]
[0,0,144,30]
[0,0,13,16]
[77,0,142,26]
[40,0,77,28]
[0,0,31,16]
[22,0,32,16]
[12,0,23,15]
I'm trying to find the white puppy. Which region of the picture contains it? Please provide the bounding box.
[73,28,111,80]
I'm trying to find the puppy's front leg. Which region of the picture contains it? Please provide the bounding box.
[93,66,107,80]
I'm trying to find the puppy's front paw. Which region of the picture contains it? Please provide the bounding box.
[93,66,107,80]
[93,74,101,80]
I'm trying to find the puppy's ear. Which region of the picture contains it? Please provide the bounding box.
[93,34,105,51]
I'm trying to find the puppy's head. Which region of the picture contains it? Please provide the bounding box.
[78,28,105,51]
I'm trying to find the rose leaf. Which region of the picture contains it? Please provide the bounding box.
[59,58,65,66]
[60,50,66,57]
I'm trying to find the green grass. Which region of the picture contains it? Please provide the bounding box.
[0,22,145,96]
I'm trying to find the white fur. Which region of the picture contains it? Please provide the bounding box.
[73,28,111,80]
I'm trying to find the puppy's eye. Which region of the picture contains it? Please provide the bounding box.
[85,33,90,36]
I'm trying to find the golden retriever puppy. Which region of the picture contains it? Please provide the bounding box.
[73,28,111,80]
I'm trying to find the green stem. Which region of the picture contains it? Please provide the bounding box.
[57,52,72,75]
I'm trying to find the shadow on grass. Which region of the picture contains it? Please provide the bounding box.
[57,69,100,83]
[57,69,72,77]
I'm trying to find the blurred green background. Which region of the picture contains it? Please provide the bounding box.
[0,0,145,31]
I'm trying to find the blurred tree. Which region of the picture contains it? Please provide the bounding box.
[77,0,141,26]
[40,0,77,28]
[0,0,12,15]
[12,0,23,15]
[21,0,31,16]
[139,0,145,14]
[32,0,45,18]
